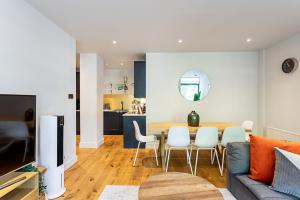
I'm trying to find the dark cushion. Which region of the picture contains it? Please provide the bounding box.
[227,142,250,174]
[237,175,297,200]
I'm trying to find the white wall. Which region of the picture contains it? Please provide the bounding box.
[80,54,104,148]
[0,0,77,169]
[257,49,266,134]
[262,33,300,136]
[147,52,259,131]
[104,68,134,84]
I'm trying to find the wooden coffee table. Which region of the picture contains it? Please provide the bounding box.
[139,172,224,200]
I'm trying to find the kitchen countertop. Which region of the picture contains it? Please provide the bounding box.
[104,109,128,113]
[122,112,146,117]
[103,109,145,116]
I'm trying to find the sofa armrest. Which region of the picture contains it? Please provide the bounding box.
[227,142,250,175]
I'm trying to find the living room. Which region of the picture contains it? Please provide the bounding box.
[0,0,299,200]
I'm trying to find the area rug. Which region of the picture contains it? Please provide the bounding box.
[99,185,237,200]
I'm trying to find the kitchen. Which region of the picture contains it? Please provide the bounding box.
[103,61,146,148]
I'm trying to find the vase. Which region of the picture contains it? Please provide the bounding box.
[188,111,200,127]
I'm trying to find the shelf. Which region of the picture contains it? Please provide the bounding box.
[0,172,38,200]
[1,188,38,200]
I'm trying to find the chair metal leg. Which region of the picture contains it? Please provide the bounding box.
[153,142,159,166]
[211,149,215,165]
[221,147,226,175]
[212,149,216,164]
[214,148,222,176]
[133,142,140,166]
[186,148,193,175]
[194,149,199,175]
[212,148,216,164]
[186,149,190,164]
[189,145,193,163]
[165,148,168,165]
[166,148,171,172]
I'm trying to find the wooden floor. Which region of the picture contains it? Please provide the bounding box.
[58,135,226,200]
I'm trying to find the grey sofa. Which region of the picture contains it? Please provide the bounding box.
[226,142,297,200]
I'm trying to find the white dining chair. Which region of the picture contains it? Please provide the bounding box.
[192,127,222,176]
[241,120,254,132]
[165,126,193,174]
[132,121,158,166]
[241,120,253,141]
[220,127,246,175]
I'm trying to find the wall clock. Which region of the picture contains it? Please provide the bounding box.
[282,58,298,73]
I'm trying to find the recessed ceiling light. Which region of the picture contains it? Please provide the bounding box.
[112,40,117,44]
[178,39,183,44]
[246,38,252,43]
[120,62,124,66]
[105,63,109,66]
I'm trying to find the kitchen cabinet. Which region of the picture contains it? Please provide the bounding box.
[134,61,146,98]
[104,110,127,135]
[123,115,146,148]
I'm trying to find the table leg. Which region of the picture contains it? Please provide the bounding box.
[160,131,165,170]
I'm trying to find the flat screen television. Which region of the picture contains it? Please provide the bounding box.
[0,94,36,177]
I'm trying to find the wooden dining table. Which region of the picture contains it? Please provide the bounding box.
[148,122,235,170]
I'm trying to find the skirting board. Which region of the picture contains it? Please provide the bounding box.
[79,137,104,148]
[64,156,78,171]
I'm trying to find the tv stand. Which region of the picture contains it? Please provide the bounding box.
[0,172,38,200]
[0,176,27,190]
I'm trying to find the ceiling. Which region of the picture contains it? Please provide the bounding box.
[25,0,300,68]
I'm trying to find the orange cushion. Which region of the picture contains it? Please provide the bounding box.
[249,135,300,184]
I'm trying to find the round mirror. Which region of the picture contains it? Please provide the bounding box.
[178,70,211,101]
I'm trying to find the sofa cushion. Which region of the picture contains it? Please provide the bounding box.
[227,142,250,174]
[271,148,300,198]
[236,175,297,200]
[249,135,300,184]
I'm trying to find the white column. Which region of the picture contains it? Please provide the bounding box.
[79,53,104,148]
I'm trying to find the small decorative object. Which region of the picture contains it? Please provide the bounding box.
[282,58,298,73]
[117,84,124,90]
[123,76,128,92]
[188,111,200,127]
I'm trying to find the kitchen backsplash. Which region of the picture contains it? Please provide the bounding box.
[104,94,134,110]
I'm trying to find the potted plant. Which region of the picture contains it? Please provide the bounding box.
[19,164,47,200]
